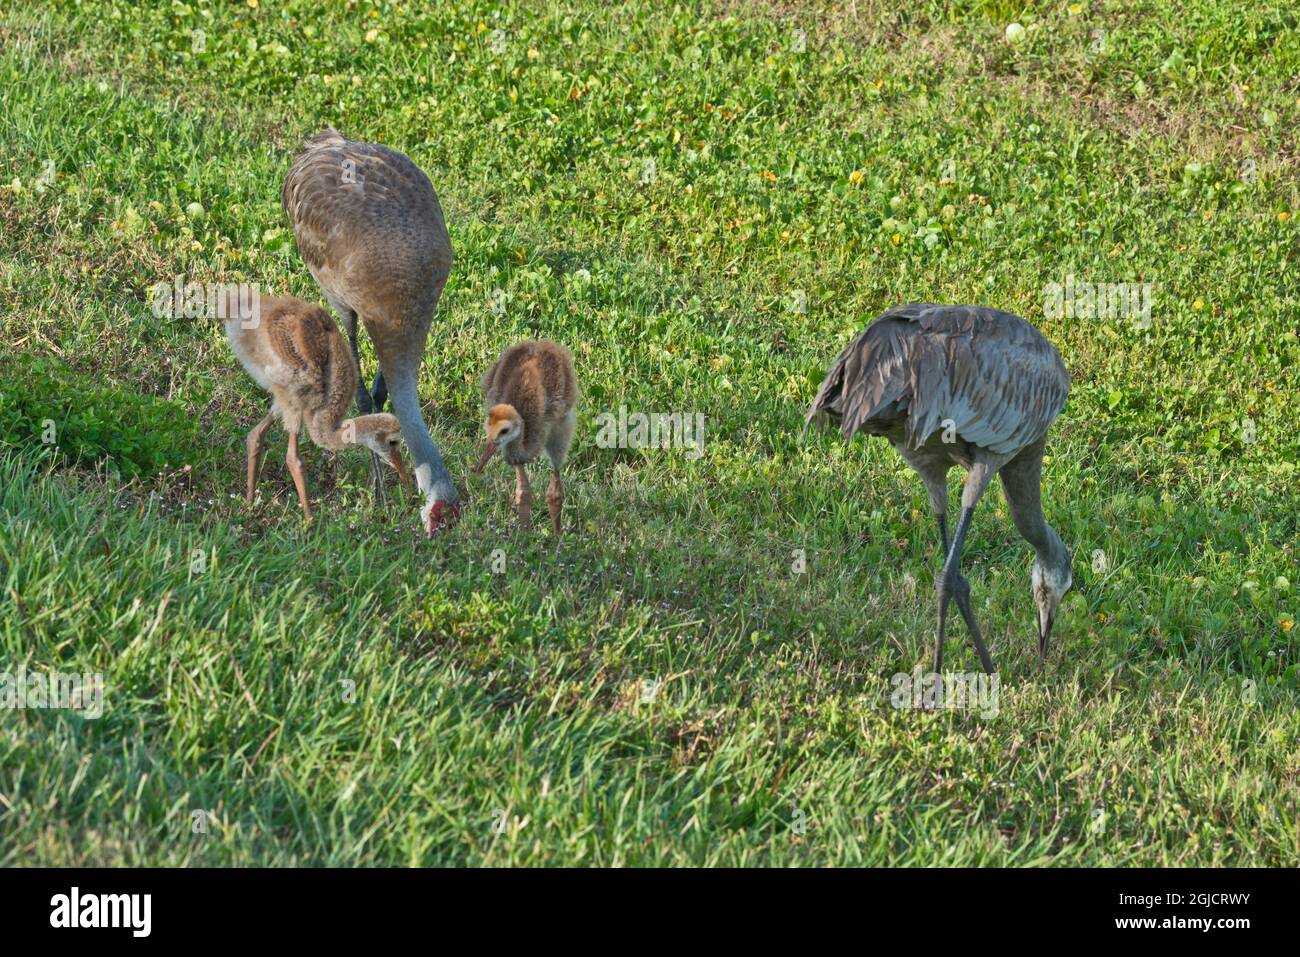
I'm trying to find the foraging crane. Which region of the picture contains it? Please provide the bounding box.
[225,294,410,520]
[282,128,459,536]
[473,340,579,538]
[805,303,1073,674]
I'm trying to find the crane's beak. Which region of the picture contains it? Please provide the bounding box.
[472,439,497,474]
[389,447,411,487]
[1037,604,1056,659]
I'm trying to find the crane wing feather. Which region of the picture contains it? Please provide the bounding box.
[806,304,1069,454]
[281,128,451,312]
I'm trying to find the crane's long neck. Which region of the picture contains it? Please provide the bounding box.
[386,365,458,504]
[1002,454,1070,577]
[1036,523,1070,577]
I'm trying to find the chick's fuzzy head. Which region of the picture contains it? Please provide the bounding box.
[486,404,523,444]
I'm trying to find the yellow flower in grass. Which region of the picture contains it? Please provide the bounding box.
[1278,211,1291,222]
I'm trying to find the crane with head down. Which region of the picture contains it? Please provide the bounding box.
[806,303,1073,674]
[282,128,460,537]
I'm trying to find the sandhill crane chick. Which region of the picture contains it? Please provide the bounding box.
[473,341,578,537]
[806,303,1073,674]
[225,294,410,520]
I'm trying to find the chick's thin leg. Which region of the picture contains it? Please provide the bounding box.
[546,469,564,540]
[286,429,312,521]
[514,464,532,531]
[245,408,276,505]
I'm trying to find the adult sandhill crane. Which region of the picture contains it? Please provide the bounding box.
[224,294,410,520]
[473,340,579,538]
[282,128,459,536]
[805,303,1073,674]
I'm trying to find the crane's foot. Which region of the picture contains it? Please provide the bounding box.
[932,581,950,682]
[953,573,997,675]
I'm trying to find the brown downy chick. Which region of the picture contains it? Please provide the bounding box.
[473,340,578,537]
[224,294,409,520]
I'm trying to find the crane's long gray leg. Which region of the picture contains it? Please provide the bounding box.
[920,469,951,559]
[336,306,373,415]
[950,560,993,674]
[935,463,998,676]
[339,306,386,506]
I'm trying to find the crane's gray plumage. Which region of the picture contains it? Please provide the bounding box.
[283,127,459,535]
[807,303,1073,674]
[805,303,1069,454]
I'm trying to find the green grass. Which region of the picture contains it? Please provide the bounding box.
[0,0,1296,865]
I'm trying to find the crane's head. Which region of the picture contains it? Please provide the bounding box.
[421,498,462,538]
[343,413,410,486]
[473,404,523,473]
[1031,549,1073,657]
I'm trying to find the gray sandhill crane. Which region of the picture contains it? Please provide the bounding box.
[805,303,1073,674]
[472,340,578,537]
[282,127,459,536]
[225,294,410,520]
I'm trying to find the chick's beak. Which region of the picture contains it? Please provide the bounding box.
[389,447,411,487]
[473,438,497,474]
